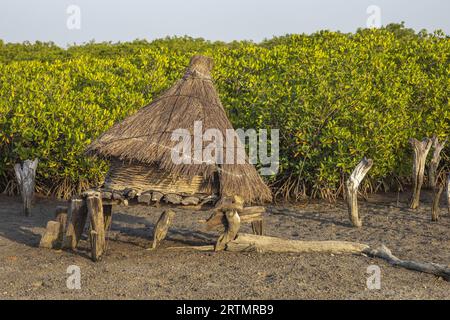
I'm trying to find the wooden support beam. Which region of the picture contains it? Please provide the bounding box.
[431,180,444,222]
[428,137,446,189]
[215,210,240,251]
[86,195,105,261]
[151,209,175,249]
[14,158,38,216]
[63,198,88,250]
[409,138,433,209]
[251,220,264,236]
[39,221,61,249]
[54,206,68,248]
[346,157,373,227]
[103,204,113,232]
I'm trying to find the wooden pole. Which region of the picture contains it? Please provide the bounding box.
[14,158,38,216]
[409,138,432,209]
[428,137,446,189]
[251,220,264,236]
[39,221,61,249]
[151,209,175,249]
[54,206,68,248]
[63,198,88,250]
[86,195,105,261]
[103,204,113,232]
[215,210,240,251]
[446,173,450,216]
[345,157,373,227]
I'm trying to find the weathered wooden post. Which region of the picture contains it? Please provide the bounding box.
[215,210,241,251]
[14,158,38,216]
[447,173,450,216]
[346,157,373,228]
[431,180,444,222]
[151,209,175,249]
[409,138,432,209]
[63,198,88,250]
[428,137,446,189]
[86,194,105,261]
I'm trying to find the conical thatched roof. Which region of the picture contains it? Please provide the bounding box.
[87,55,272,204]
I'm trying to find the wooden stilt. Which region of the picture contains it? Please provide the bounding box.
[63,198,88,250]
[428,137,446,189]
[431,181,444,222]
[103,204,113,232]
[409,138,432,209]
[215,210,240,251]
[251,220,264,235]
[151,210,175,249]
[54,206,68,248]
[39,221,61,249]
[86,195,105,261]
[14,158,38,216]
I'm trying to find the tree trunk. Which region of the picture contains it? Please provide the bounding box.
[151,209,175,249]
[346,157,373,227]
[14,159,38,216]
[409,138,432,209]
[63,198,88,250]
[39,221,61,249]
[431,182,444,222]
[215,210,240,251]
[446,173,450,216]
[86,195,105,261]
[428,137,446,189]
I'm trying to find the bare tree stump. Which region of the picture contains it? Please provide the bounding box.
[346,157,373,227]
[215,210,240,251]
[14,158,38,216]
[428,137,446,189]
[251,220,264,235]
[151,209,175,249]
[86,195,105,261]
[63,198,88,250]
[103,204,113,232]
[431,181,444,222]
[409,138,433,209]
[39,221,61,249]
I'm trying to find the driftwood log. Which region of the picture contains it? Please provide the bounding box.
[14,158,38,216]
[63,198,88,250]
[346,157,373,227]
[428,137,446,189]
[409,138,433,209]
[86,195,105,261]
[172,234,450,281]
[151,209,175,249]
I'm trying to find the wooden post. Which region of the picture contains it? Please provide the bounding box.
[86,195,105,261]
[431,182,444,222]
[251,220,264,236]
[103,204,113,232]
[409,138,432,209]
[63,198,88,250]
[346,157,373,228]
[39,221,61,249]
[428,137,446,189]
[151,210,175,249]
[14,158,38,216]
[54,206,68,248]
[215,210,241,251]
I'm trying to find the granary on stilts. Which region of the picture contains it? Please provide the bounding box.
[40,55,272,261]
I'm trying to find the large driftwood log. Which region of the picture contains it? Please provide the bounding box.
[226,234,369,254]
[365,245,450,281]
[39,221,61,249]
[409,138,433,209]
[63,198,88,250]
[86,195,105,261]
[345,157,373,227]
[14,158,38,216]
[215,211,240,251]
[428,137,446,189]
[151,209,175,249]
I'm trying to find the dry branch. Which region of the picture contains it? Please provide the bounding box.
[346,157,373,227]
[409,138,433,209]
[14,158,38,216]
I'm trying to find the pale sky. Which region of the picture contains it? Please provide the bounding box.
[0,0,449,46]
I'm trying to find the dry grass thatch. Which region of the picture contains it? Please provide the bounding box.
[87,55,272,204]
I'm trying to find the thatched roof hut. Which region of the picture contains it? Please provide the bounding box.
[87,55,272,204]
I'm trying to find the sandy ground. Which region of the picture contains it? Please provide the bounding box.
[0,191,449,300]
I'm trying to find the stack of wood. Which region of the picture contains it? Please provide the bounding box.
[94,187,218,207]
